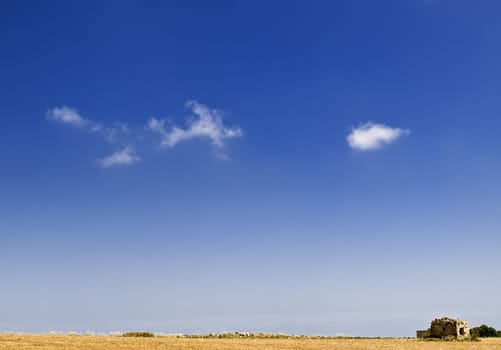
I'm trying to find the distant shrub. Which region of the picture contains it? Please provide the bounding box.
[471,325,499,338]
[469,333,481,342]
[122,332,155,338]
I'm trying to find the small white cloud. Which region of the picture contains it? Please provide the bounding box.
[97,146,141,168]
[347,122,409,151]
[47,106,88,127]
[147,117,166,134]
[147,101,243,150]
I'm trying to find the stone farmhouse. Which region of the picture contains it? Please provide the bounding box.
[416,317,470,340]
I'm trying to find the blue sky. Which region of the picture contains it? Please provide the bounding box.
[1,0,501,336]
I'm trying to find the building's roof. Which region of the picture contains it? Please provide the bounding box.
[431,317,469,326]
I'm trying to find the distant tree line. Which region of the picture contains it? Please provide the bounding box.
[122,332,155,337]
[471,325,501,338]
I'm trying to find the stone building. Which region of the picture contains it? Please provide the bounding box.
[416,317,470,340]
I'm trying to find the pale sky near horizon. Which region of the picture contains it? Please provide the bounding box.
[1,0,501,336]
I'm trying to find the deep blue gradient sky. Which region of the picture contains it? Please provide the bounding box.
[1,0,501,336]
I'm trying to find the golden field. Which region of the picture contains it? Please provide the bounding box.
[1,335,501,350]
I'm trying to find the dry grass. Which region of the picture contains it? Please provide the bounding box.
[1,335,501,350]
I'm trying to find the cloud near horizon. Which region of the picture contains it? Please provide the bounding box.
[347,122,409,151]
[147,100,243,150]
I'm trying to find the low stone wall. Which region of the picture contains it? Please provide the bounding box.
[416,330,430,339]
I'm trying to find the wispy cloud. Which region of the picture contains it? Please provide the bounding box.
[97,146,141,168]
[347,122,409,151]
[47,101,243,167]
[47,106,88,127]
[147,100,243,150]
[48,106,137,166]
[92,121,130,143]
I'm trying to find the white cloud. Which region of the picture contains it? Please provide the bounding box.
[147,100,243,149]
[146,117,166,134]
[47,106,88,127]
[347,122,409,151]
[97,146,141,168]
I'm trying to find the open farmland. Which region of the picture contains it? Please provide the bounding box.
[1,335,501,350]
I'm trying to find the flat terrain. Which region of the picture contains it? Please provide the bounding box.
[1,335,501,350]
